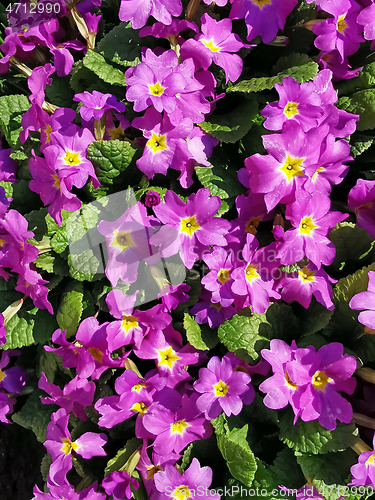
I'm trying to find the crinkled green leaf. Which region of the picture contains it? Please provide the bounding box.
[350,134,374,158]
[279,408,358,455]
[10,179,42,214]
[0,94,30,147]
[68,249,101,282]
[105,438,142,476]
[12,390,58,443]
[268,447,306,490]
[97,21,141,67]
[213,414,257,487]
[218,313,269,360]
[82,50,126,86]
[45,74,75,108]
[199,97,258,143]
[271,53,313,75]
[337,90,375,131]
[35,252,54,274]
[87,139,137,185]
[0,180,13,198]
[183,313,209,350]
[328,222,375,272]
[296,298,333,337]
[37,346,59,383]
[337,61,375,97]
[227,62,319,93]
[1,312,35,349]
[50,231,69,254]
[296,448,358,485]
[56,284,84,337]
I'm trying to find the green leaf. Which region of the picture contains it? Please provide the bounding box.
[296,298,333,337]
[227,62,319,93]
[183,313,209,350]
[218,313,269,360]
[296,448,358,485]
[350,134,374,158]
[337,61,375,97]
[214,414,257,487]
[271,53,313,75]
[0,94,30,147]
[82,50,126,86]
[50,231,69,254]
[56,284,84,337]
[68,249,101,282]
[0,180,13,198]
[86,139,137,185]
[105,438,142,476]
[96,22,141,67]
[337,90,375,131]
[199,96,258,143]
[1,312,35,349]
[37,346,59,383]
[328,222,375,273]
[10,179,42,214]
[45,74,75,108]
[35,252,55,274]
[279,408,358,455]
[12,390,57,443]
[268,447,306,490]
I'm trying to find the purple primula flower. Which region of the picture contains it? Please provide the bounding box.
[278,263,336,310]
[45,408,107,486]
[287,342,357,430]
[350,271,375,330]
[244,121,325,212]
[0,350,28,394]
[38,372,96,421]
[132,107,193,179]
[29,153,82,226]
[357,0,375,46]
[259,339,302,413]
[348,179,375,239]
[194,355,252,420]
[304,134,352,196]
[0,392,16,424]
[119,0,182,29]
[231,235,280,314]
[350,432,375,487]
[139,19,197,38]
[154,457,220,500]
[157,281,191,313]
[98,201,160,287]
[145,190,161,208]
[0,147,17,183]
[223,352,255,404]
[318,49,362,80]
[143,393,213,454]
[44,127,99,189]
[190,288,237,328]
[150,189,231,269]
[180,14,249,83]
[73,90,126,121]
[15,266,53,314]
[229,0,298,43]
[276,190,347,268]
[32,481,106,500]
[0,27,36,75]
[312,0,364,61]
[201,247,236,306]
[106,289,171,350]
[125,49,209,125]
[102,471,139,500]
[262,77,324,132]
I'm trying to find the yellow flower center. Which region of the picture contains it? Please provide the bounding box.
[251,0,271,8]
[44,124,52,143]
[63,150,80,166]
[284,102,299,119]
[245,216,262,235]
[211,302,222,311]
[299,216,317,236]
[201,39,220,52]
[0,370,6,383]
[173,486,191,500]
[51,174,61,190]
[180,215,201,237]
[245,263,259,283]
[158,346,181,370]
[131,401,149,416]
[110,230,136,253]
[217,268,231,285]
[337,14,348,33]
[285,369,297,390]
[171,419,190,434]
[147,132,168,153]
[121,315,139,332]
[108,125,125,141]
[0,238,6,248]
[312,371,332,391]
[132,382,146,392]
[214,379,229,397]
[61,438,78,456]
[312,166,325,182]
[88,347,103,363]
[280,154,305,182]
[366,453,375,466]
[149,81,166,96]
[146,464,163,480]
[298,266,316,283]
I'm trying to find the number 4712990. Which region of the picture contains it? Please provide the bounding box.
[6,3,61,14]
